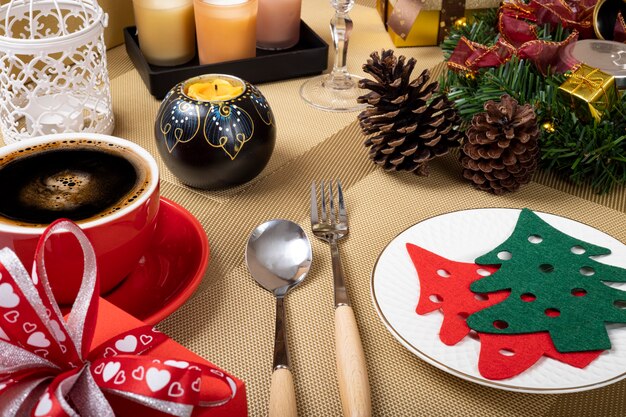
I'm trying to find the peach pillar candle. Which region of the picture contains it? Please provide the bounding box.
[193,0,258,65]
[256,0,301,50]
[132,0,196,66]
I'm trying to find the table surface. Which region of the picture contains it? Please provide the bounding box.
[102,1,626,416]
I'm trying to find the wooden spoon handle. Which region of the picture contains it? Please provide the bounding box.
[269,367,298,417]
[335,305,371,417]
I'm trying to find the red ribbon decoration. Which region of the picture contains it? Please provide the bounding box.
[447,37,516,73]
[0,220,234,416]
[500,0,597,44]
[518,31,580,74]
[448,0,585,75]
[448,32,578,75]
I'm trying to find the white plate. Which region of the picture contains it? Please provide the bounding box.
[371,208,626,393]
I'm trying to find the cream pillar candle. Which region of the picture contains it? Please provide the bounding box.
[193,0,258,65]
[256,0,302,50]
[132,0,196,66]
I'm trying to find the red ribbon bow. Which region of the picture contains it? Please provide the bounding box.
[448,0,584,75]
[500,0,597,45]
[0,220,234,416]
[447,37,516,73]
[448,32,578,75]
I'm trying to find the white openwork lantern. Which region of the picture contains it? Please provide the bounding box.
[0,0,114,143]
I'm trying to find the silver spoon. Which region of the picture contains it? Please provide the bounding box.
[245,219,312,417]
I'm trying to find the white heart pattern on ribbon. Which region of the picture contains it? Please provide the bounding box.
[114,335,138,353]
[34,392,53,416]
[49,320,66,342]
[146,368,171,392]
[132,366,145,381]
[27,332,50,348]
[93,363,105,375]
[34,349,49,358]
[191,377,201,393]
[140,334,153,346]
[103,347,117,358]
[114,370,126,385]
[0,283,19,308]
[103,362,121,383]
[163,360,189,369]
[168,382,185,397]
[3,310,18,323]
[22,322,36,334]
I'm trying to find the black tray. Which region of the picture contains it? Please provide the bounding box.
[124,21,329,99]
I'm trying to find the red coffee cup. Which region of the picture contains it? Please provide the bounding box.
[0,133,160,304]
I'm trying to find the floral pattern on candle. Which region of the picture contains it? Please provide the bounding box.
[249,84,275,126]
[202,104,254,160]
[157,95,201,152]
[156,76,275,161]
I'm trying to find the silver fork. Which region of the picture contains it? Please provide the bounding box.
[311,180,371,417]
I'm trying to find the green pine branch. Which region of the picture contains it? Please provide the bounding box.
[442,57,566,123]
[441,8,499,59]
[541,94,626,194]
[438,6,626,194]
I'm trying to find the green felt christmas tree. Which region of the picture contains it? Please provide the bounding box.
[467,209,626,353]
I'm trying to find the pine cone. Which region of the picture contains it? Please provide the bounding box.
[357,50,462,176]
[460,95,540,195]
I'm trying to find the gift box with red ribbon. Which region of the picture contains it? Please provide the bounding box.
[0,220,247,417]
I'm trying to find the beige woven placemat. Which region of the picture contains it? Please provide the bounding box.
[153,116,626,416]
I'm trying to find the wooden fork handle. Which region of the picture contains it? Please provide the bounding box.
[335,305,371,417]
[269,367,298,417]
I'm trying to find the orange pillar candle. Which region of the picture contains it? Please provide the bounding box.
[132,0,196,66]
[193,0,258,65]
[256,0,301,50]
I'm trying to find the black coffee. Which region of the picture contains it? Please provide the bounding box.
[0,146,146,225]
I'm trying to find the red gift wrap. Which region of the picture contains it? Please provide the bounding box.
[0,220,247,417]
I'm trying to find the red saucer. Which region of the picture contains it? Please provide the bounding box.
[103,197,209,325]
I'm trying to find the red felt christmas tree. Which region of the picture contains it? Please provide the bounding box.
[407,243,604,380]
[408,243,505,345]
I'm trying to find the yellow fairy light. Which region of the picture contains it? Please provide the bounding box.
[454,17,467,28]
[465,72,475,80]
[542,122,555,133]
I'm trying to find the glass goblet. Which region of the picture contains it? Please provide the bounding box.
[300,0,366,112]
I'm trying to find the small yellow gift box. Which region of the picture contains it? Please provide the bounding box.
[376,0,500,47]
[558,64,618,122]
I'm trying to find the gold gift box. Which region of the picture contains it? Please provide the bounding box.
[376,0,500,47]
[558,64,618,122]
